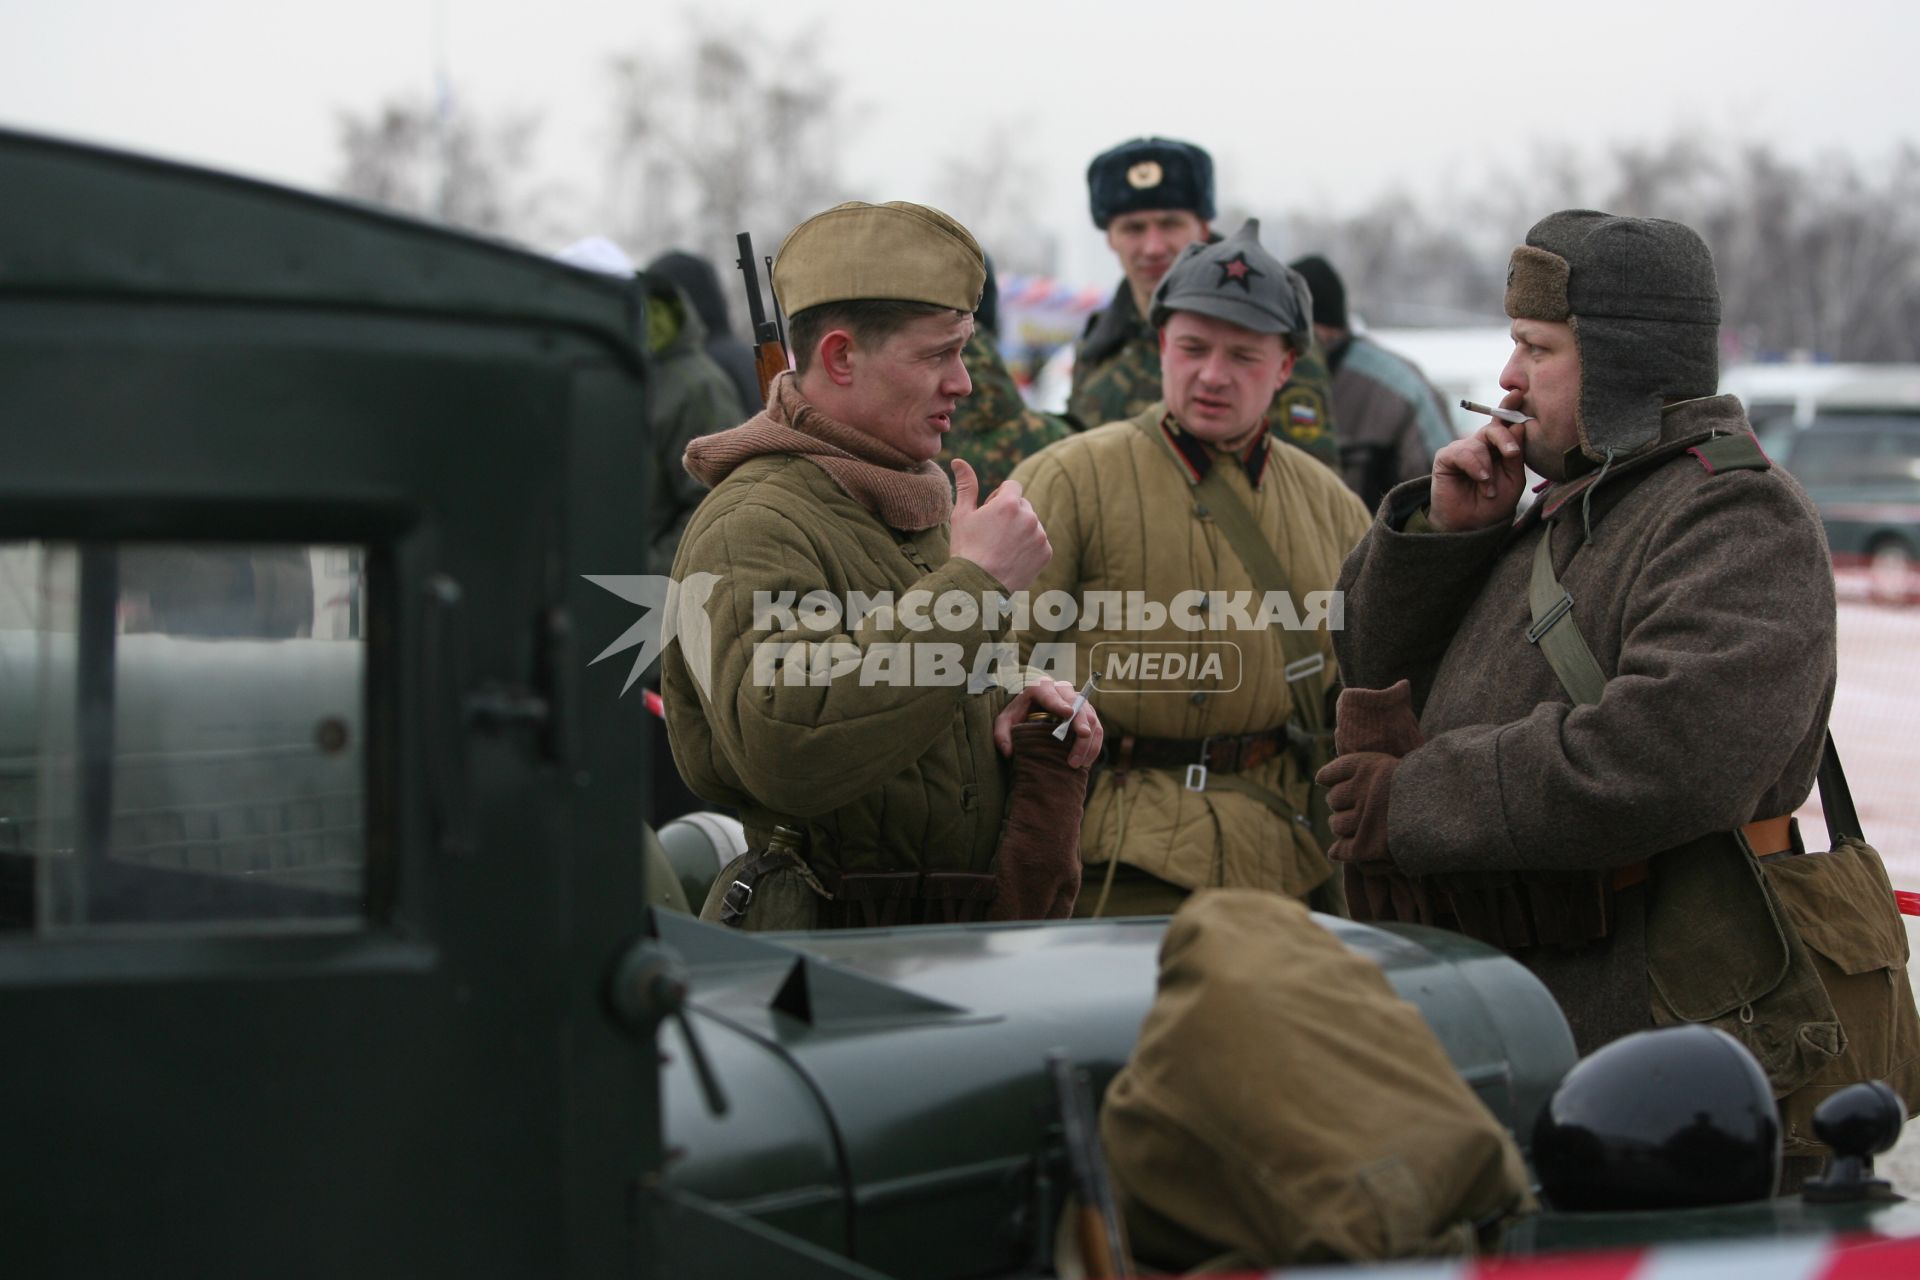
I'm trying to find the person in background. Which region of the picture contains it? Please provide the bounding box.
[1068,136,1340,469]
[559,236,747,827]
[648,248,764,413]
[1290,253,1455,511]
[939,255,1075,491]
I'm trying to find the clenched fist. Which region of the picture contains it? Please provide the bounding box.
[949,458,1052,592]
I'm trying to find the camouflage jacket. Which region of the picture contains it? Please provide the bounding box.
[1067,282,1340,468]
[938,330,1075,492]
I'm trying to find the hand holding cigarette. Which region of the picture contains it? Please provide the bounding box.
[1430,401,1532,532]
[1460,399,1533,424]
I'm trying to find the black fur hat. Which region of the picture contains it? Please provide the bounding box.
[1087,137,1214,229]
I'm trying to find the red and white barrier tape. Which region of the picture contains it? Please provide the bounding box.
[1246,1234,1920,1279]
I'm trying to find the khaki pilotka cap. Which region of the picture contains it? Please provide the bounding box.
[772,200,986,317]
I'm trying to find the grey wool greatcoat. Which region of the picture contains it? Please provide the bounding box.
[1334,394,1837,1051]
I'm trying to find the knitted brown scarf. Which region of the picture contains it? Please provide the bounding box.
[681,372,954,531]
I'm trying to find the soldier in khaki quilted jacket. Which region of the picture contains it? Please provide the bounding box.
[1011,220,1371,916]
[661,200,1102,931]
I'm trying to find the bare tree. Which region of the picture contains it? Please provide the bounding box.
[333,93,555,242]
[1278,189,1504,327]
[934,123,1054,277]
[603,22,847,283]
[1279,136,1920,361]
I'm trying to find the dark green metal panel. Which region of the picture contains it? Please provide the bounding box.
[1512,1192,1920,1252]
[0,126,640,366]
[0,129,659,1277]
[657,910,1579,1279]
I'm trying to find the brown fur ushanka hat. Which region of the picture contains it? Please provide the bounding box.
[1505,210,1721,460]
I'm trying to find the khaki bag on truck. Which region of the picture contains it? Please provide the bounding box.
[1100,891,1534,1272]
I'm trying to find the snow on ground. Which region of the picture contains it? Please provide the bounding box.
[1798,584,1920,882]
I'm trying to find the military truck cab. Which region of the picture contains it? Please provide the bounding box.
[0,127,667,1274]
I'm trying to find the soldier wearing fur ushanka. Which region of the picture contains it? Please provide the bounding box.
[662,200,1103,931]
[1068,137,1343,468]
[1325,211,1920,1175]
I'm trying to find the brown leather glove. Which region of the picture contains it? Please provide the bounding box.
[1315,750,1399,866]
[1333,679,1424,757]
[987,719,1090,921]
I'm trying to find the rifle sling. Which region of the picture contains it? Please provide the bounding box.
[1189,462,1331,735]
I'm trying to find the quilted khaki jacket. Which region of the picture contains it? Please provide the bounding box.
[662,454,1012,885]
[1010,404,1372,897]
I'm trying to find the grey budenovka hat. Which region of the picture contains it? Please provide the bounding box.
[1148,218,1311,349]
[1505,209,1721,460]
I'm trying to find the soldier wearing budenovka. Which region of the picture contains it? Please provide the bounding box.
[661,200,1102,930]
[1324,210,1920,1173]
[1010,221,1370,916]
[1068,136,1342,469]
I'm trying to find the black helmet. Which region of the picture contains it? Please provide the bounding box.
[1533,1025,1780,1211]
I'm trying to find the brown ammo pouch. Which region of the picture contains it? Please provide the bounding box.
[1521,431,1920,1151]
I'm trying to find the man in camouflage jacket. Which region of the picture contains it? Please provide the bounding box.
[1068,137,1340,469]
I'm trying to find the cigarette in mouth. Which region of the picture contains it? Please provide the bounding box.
[1052,673,1099,741]
[1460,399,1532,424]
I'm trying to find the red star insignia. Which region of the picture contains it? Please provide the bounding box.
[1216,252,1262,293]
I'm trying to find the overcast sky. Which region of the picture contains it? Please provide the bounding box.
[6,0,1917,283]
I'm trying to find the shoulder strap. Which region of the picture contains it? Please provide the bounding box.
[1525,516,1858,842]
[1688,432,1772,475]
[1816,730,1862,844]
[1525,522,1608,706]
[1191,463,1330,734]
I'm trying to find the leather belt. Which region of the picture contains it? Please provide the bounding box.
[1608,814,1800,894]
[1742,814,1799,858]
[1112,728,1288,777]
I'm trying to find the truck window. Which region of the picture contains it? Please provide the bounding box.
[0,541,366,933]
